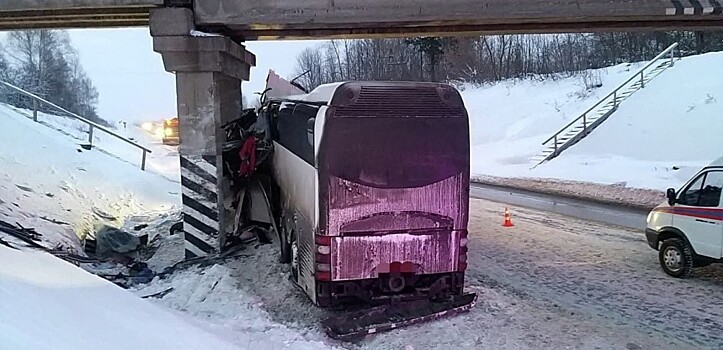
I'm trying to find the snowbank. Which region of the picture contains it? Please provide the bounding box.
[0,245,240,350]
[465,51,723,191]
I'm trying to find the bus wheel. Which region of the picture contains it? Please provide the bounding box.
[279,214,292,264]
[659,238,694,278]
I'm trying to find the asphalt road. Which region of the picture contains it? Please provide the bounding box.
[470,183,650,231]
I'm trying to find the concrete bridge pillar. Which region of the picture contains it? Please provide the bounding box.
[150,7,256,259]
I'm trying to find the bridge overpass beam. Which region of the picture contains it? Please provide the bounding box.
[194,0,723,40]
[151,7,256,259]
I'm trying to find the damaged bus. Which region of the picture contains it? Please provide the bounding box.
[251,80,475,338]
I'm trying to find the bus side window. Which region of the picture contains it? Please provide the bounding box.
[276,103,318,166]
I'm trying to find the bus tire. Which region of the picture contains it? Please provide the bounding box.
[659,238,694,278]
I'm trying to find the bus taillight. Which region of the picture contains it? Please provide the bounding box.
[458,230,468,271]
[315,235,332,281]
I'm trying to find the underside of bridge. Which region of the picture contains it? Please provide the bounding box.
[194,0,723,40]
[0,0,163,29]
[1,1,723,37]
[2,0,722,257]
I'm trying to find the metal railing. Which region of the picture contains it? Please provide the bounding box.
[542,42,679,154]
[0,80,152,170]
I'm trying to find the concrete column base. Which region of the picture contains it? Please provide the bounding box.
[151,7,255,258]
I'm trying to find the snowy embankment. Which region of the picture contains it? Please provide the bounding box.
[0,103,179,250]
[0,245,239,350]
[465,51,723,204]
[0,103,331,349]
[0,244,330,349]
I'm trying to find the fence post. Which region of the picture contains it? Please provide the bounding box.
[583,113,587,133]
[141,150,147,171]
[553,135,558,156]
[640,71,645,88]
[614,91,617,108]
[32,98,38,122]
[670,48,675,67]
[87,125,94,147]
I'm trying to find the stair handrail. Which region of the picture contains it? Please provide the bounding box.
[542,42,679,146]
[0,80,152,170]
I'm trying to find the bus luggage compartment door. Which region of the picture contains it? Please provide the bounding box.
[329,230,462,281]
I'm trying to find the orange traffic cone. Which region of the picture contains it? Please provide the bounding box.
[502,207,514,227]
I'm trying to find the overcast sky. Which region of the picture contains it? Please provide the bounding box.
[65,28,324,122]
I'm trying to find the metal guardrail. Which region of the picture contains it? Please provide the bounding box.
[542,42,679,147]
[0,80,152,170]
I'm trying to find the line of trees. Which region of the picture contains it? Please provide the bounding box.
[293,31,723,91]
[0,30,104,126]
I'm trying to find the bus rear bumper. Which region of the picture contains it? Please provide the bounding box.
[316,272,465,307]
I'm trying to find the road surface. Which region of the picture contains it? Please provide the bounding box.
[219,198,722,349]
[470,183,650,231]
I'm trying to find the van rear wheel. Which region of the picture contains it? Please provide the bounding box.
[659,238,694,278]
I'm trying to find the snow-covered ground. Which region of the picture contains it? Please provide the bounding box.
[130,199,722,349]
[0,103,180,250]
[0,243,333,350]
[2,50,722,350]
[0,100,333,349]
[465,51,723,191]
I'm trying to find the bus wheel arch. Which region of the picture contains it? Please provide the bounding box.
[279,211,293,264]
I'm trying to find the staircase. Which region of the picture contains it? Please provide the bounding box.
[531,42,679,167]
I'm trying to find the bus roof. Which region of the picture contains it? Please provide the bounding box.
[275,82,345,104]
[268,81,465,112]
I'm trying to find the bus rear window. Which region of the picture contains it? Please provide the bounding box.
[320,116,468,189]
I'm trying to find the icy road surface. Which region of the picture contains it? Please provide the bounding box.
[164,199,721,350]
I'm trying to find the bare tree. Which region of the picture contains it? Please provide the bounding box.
[293,31,723,90]
[2,30,105,125]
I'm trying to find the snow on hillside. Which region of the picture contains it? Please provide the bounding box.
[0,103,179,250]
[465,51,723,191]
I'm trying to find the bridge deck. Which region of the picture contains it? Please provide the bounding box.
[194,0,723,39]
[0,0,722,37]
[0,0,163,29]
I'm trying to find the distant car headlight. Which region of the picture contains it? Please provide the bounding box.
[154,127,165,138]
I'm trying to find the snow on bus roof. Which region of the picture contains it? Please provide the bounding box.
[283,82,346,104]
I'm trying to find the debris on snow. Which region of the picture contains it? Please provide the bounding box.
[94,225,148,257]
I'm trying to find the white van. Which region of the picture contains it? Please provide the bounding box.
[646,157,723,277]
